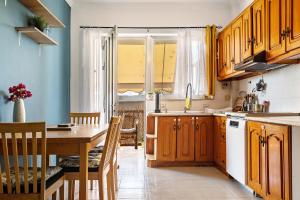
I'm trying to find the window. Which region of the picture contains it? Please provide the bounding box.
[153,41,177,94]
[117,39,145,95]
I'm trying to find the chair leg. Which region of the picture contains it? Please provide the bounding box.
[68,180,75,200]
[98,174,104,200]
[114,161,118,191]
[106,170,113,200]
[109,168,116,200]
[135,133,138,149]
[52,191,57,200]
[59,184,64,200]
[90,180,94,190]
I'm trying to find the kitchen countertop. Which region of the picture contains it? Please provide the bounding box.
[148,111,213,117]
[148,111,227,117]
[246,116,300,126]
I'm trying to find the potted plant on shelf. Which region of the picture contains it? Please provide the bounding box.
[28,16,48,32]
[8,83,32,122]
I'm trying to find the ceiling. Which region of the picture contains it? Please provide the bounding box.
[73,0,236,3]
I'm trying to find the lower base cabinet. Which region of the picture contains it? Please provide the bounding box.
[247,121,291,200]
[214,116,226,171]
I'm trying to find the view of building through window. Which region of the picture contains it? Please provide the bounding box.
[153,42,177,94]
[117,39,177,96]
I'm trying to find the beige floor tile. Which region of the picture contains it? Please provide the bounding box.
[69,147,259,200]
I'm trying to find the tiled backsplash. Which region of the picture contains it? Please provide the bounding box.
[232,64,300,113]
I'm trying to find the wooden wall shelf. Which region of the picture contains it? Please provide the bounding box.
[15,27,58,45]
[19,0,65,28]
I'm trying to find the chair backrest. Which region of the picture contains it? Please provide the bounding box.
[69,112,101,125]
[0,122,46,196]
[99,115,123,171]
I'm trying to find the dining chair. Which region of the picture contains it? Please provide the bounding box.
[59,116,123,200]
[68,112,101,190]
[69,112,101,125]
[0,122,64,200]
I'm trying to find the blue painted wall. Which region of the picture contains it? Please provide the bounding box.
[0,0,70,124]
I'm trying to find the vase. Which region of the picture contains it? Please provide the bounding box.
[13,99,26,122]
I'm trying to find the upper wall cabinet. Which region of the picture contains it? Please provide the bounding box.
[217,0,300,81]
[242,7,253,60]
[266,0,300,62]
[266,0,286,60]
[232,17,243,66]
[286,0,300,52]
[252,0,266,55]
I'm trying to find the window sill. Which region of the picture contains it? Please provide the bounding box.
[161,95,214,101]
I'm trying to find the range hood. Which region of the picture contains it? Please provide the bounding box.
[234,51,287,72]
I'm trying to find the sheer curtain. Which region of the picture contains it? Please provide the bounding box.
[174,29,207,98]
[79,29,104,117]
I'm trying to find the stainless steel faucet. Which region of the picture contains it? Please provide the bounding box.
[184,83,192,113]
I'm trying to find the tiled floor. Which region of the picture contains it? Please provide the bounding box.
[71,147,259,200]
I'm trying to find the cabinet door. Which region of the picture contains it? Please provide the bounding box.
[253,0,266,55]
[286,0,300,51]
[176,117,195,161]
[247,121,264,196]
[242,7,253,59]
[195,117,213,162]
[266,0,286,60]
[224,28,233,75]
[213,117,221,164]
[146,116,155,155]
[157,117,177,161]
[264,124,291,200]
[220,129,226,169]
[232,17,243,66]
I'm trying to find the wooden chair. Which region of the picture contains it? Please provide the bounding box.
[0,122,64,200]
[69,112,101,125]
[59,116,123,200]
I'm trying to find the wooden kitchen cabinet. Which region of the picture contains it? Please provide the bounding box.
[247,121,291,200]
[146,116,155,155]
[266,0,286,60]
[214,116,226,171]
[252,0,266,55]
[247,121,264,196]
[264,123,291,200]
[242,6,253,60]
[195,117,213,162]
[218,31,226,78]
[232,17,243,66]
[177,117,195,161]
[157,117,177,161]
[286,0,300,52]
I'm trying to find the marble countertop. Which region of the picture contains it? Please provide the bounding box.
[246,116,300,126]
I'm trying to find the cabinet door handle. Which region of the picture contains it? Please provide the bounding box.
[196,124,199,130]
[281,30,286,40]
[177,119,181,129]
[285,27,291,37]
[231,58,235,63]
[173,119,177,131]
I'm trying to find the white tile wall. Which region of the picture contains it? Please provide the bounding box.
[232,64,300,112]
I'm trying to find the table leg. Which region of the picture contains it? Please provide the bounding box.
[79,143,88,200]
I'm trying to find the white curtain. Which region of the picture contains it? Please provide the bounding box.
[174,29,207,98]
[79,29,104,116]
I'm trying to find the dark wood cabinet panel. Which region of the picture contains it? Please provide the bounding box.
[157,117,177,161]
[177,117,195,161]
[195,117,213,162]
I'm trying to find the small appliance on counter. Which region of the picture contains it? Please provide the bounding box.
[154,92,161,113]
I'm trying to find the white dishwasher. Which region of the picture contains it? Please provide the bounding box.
[226,116,247,185]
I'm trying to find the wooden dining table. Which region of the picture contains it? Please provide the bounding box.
[0,124,108,200]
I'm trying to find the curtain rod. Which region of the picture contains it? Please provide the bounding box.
[80,26,223,29]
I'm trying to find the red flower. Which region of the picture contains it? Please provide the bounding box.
[8,83,32,102]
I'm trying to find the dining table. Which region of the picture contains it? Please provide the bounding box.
[0,124,108,200]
